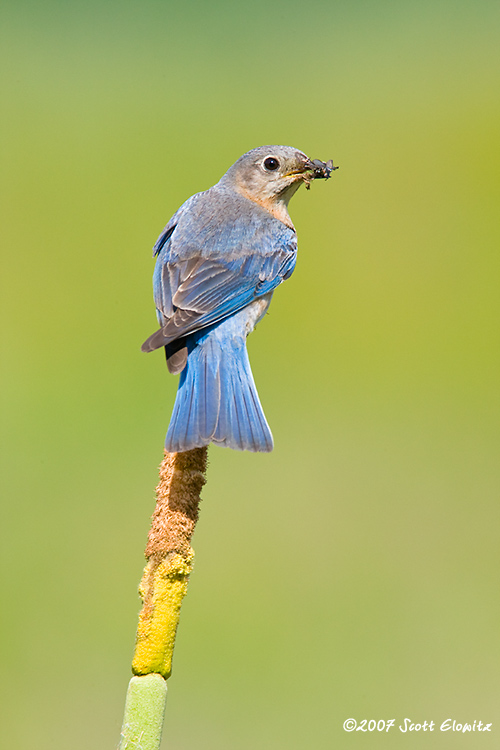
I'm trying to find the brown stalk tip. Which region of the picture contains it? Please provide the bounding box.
[145,447,208,560]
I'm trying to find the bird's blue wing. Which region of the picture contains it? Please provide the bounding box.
[142,195,297,352]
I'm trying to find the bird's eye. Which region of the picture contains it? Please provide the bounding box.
[263,157,280,171]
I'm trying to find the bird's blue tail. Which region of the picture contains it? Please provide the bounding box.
[165,322,273,453]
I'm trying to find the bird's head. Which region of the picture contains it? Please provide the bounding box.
[220,145,336,226]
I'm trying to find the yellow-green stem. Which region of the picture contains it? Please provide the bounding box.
[119,674,167,750]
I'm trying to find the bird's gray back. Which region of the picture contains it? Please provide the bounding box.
[166,184,296,263]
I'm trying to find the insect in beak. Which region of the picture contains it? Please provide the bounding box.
[302,158,338,189]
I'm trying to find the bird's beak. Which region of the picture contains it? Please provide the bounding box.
[286,155,315,178]
[302,157,317,172]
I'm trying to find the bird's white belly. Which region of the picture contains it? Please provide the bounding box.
[243,292,273,336]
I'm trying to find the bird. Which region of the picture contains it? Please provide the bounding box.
[142,145,335,453]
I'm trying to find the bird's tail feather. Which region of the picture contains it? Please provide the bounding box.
[165,330,273,453]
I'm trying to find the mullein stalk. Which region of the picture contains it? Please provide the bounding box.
[119,448,208,749]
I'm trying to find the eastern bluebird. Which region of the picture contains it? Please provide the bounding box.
[142,146,335,453]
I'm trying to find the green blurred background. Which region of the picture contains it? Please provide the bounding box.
[1,0,499,747]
